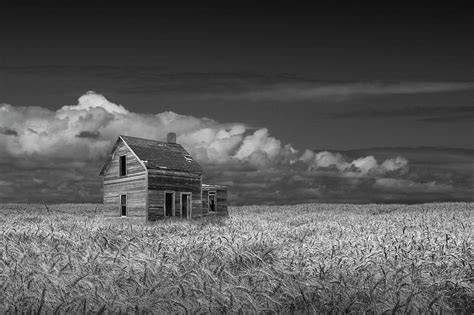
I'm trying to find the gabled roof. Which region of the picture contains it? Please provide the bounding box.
[99,135,202,175]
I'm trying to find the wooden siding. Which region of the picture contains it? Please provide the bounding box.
[148,190,164,220]
[148,169,202,219]
[102,139,147,218]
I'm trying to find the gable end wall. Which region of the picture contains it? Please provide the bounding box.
[102,139,147,217]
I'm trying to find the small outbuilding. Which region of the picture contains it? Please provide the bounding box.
[99,133,228,220]
[202,184,229,214]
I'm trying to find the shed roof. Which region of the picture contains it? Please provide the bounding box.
[202,183,228,190]
[99,135,202,175]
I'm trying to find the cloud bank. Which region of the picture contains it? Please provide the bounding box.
[0,92,471,204]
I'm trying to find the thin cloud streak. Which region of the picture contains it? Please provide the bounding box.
[3,66,473,100]
[331,104,474,122]
[198,82,474,101]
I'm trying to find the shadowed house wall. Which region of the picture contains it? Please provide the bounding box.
[147,169,202,220]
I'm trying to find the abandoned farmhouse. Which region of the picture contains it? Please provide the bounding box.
[99,133,228,220]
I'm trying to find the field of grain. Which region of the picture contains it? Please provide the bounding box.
[0,203,472,313]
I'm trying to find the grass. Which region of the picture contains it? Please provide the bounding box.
[0,202,472,313]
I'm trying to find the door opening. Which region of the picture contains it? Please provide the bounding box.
[208,192,216,212]
[165,192,174,216]
[181,193,191,219]
[120,194,127,216]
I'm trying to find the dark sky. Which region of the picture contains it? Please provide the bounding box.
[0,1,473,204]
[2,1,474,75]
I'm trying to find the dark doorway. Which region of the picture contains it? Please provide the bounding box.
[181,193,190,219]
[165,192,174,216]
[209,192,216,212]
[120,194,127,216]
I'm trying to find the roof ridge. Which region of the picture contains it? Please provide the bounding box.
[120,134,167,143]
[120,134,184,147]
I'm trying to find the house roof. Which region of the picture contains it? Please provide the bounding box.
[99,135,202,175]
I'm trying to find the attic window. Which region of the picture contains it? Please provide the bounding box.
[184,155,193,162]
[119,155,126,176]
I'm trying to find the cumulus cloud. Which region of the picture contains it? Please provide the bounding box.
[380,156,409,173]
[59,91,129,115]
[300,150,408,176]
[0,91,295,172]
[300,150,347,171]
[0,91,469,204]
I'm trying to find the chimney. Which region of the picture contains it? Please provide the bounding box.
[167,132,177,144]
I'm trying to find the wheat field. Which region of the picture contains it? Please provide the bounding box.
[0,203,472,313]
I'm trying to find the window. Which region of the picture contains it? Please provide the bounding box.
[119,155,126,176]
[120,194,127,216]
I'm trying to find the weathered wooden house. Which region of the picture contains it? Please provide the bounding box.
[99,133,228,220]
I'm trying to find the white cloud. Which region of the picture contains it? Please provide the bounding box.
[300,150,349,171]
[234,128,282,160]
[58,91,129,116]
[301,150,408,177]
[299,150,408,177]
[0,92,294,168]
[380,156,409,173]
[351,156,378,174]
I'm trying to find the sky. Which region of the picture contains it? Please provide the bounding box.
[0,1,473,204]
